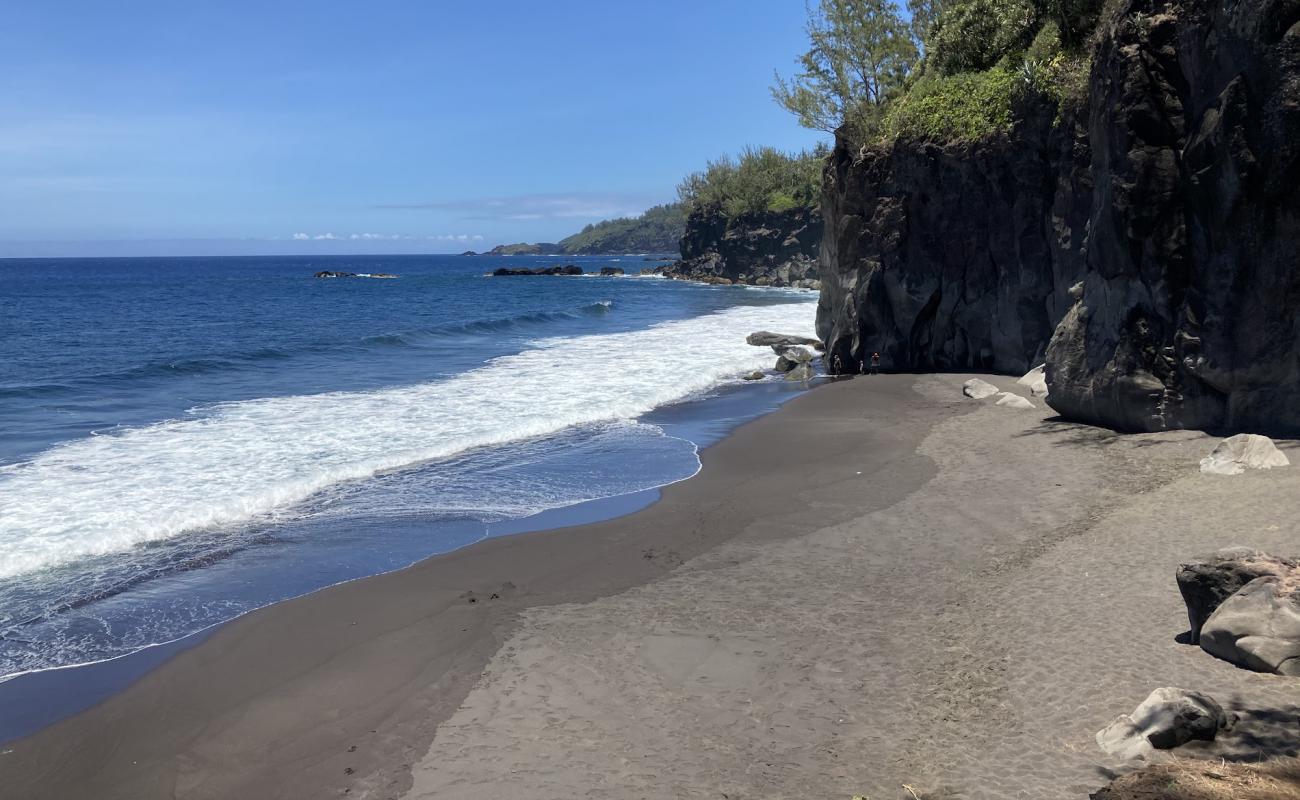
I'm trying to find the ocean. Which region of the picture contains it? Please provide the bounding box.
[0,254,818,717]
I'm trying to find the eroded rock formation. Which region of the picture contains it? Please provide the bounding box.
[817,0,1300,433]
[660,206,823,288]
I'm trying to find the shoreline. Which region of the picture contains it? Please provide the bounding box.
[0,374,813,743]
[4,373,1298,799]
[2,371,914,799]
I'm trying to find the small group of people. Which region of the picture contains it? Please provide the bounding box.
[830,351,880,375]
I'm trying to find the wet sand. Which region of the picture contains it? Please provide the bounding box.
[3,374,1298,799]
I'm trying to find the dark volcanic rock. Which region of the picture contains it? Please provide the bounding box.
[314,271,357,278]
[492,265,584,277]
[659,206,823,288]
[816,103,1085,376]
[818,0,1300,431]
[599,266,625,276]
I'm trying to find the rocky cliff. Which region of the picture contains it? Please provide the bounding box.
[658,206,823,288]
[818,0,1300,434]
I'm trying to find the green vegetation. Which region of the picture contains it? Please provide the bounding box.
[771,0,918,134]
[556,203,686,254]
[881,64,1019,140]
[676,145,828,217]
[775,0,1103,146]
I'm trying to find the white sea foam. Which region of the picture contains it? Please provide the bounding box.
[0,301,817,580]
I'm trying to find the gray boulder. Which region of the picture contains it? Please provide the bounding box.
[995,392,1036,410]
[773,345,815,363]
[1095,687,1228,760]
[784,362,815,382]
[1200,575,1300,676]
[962,378,1000,400]
[1199,434,1290,476]
[1177,548,1298,644]
[741,370,765,381]
[747,331,820,348]
[1017,365,1049,397]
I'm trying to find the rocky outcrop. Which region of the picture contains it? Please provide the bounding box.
[491,265,584,277]
[660,206,823,288]
[598,266,625,276]
[818,0,1300,434]
[816,91,1085,375]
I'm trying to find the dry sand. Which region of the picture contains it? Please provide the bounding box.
[2,374,1298,799]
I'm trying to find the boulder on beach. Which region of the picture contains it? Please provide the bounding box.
[772,345,815,363]
[1017,364,1049,396]
[1199,434,1290,475]
[1177,548,1299,644]
[962,378,1000,399]
[741,370,765,381]
[995,392,1036,410]
[784,362,814,382]
[1200,574,1300,675]
[746,331,820,348]
[1095,687,1228,760]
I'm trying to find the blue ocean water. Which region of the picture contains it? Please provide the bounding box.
[0,254,818,692]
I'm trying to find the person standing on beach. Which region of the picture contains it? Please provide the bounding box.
[832,354,842,374]
[870,352,880,375]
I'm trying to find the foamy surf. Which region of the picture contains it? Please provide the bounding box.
[0,300,816,581]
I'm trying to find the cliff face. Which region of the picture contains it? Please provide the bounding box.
[659,206,823,288]
[818,0,1300,433]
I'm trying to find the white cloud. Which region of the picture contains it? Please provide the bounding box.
[288,231,484,243]
[373,192,663,222]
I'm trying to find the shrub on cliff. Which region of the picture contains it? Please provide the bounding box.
[925,0,1040,75]
[677,145,827,217]
[772,0,1103,146]
[881,64,1019,140]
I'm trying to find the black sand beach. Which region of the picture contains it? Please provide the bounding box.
[3,374,1298,799]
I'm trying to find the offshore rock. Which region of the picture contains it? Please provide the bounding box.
[492,265,584,277]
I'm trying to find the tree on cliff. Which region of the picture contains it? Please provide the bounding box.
[771,0,918,133]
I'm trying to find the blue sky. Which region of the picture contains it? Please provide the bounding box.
[1,1,827,256]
